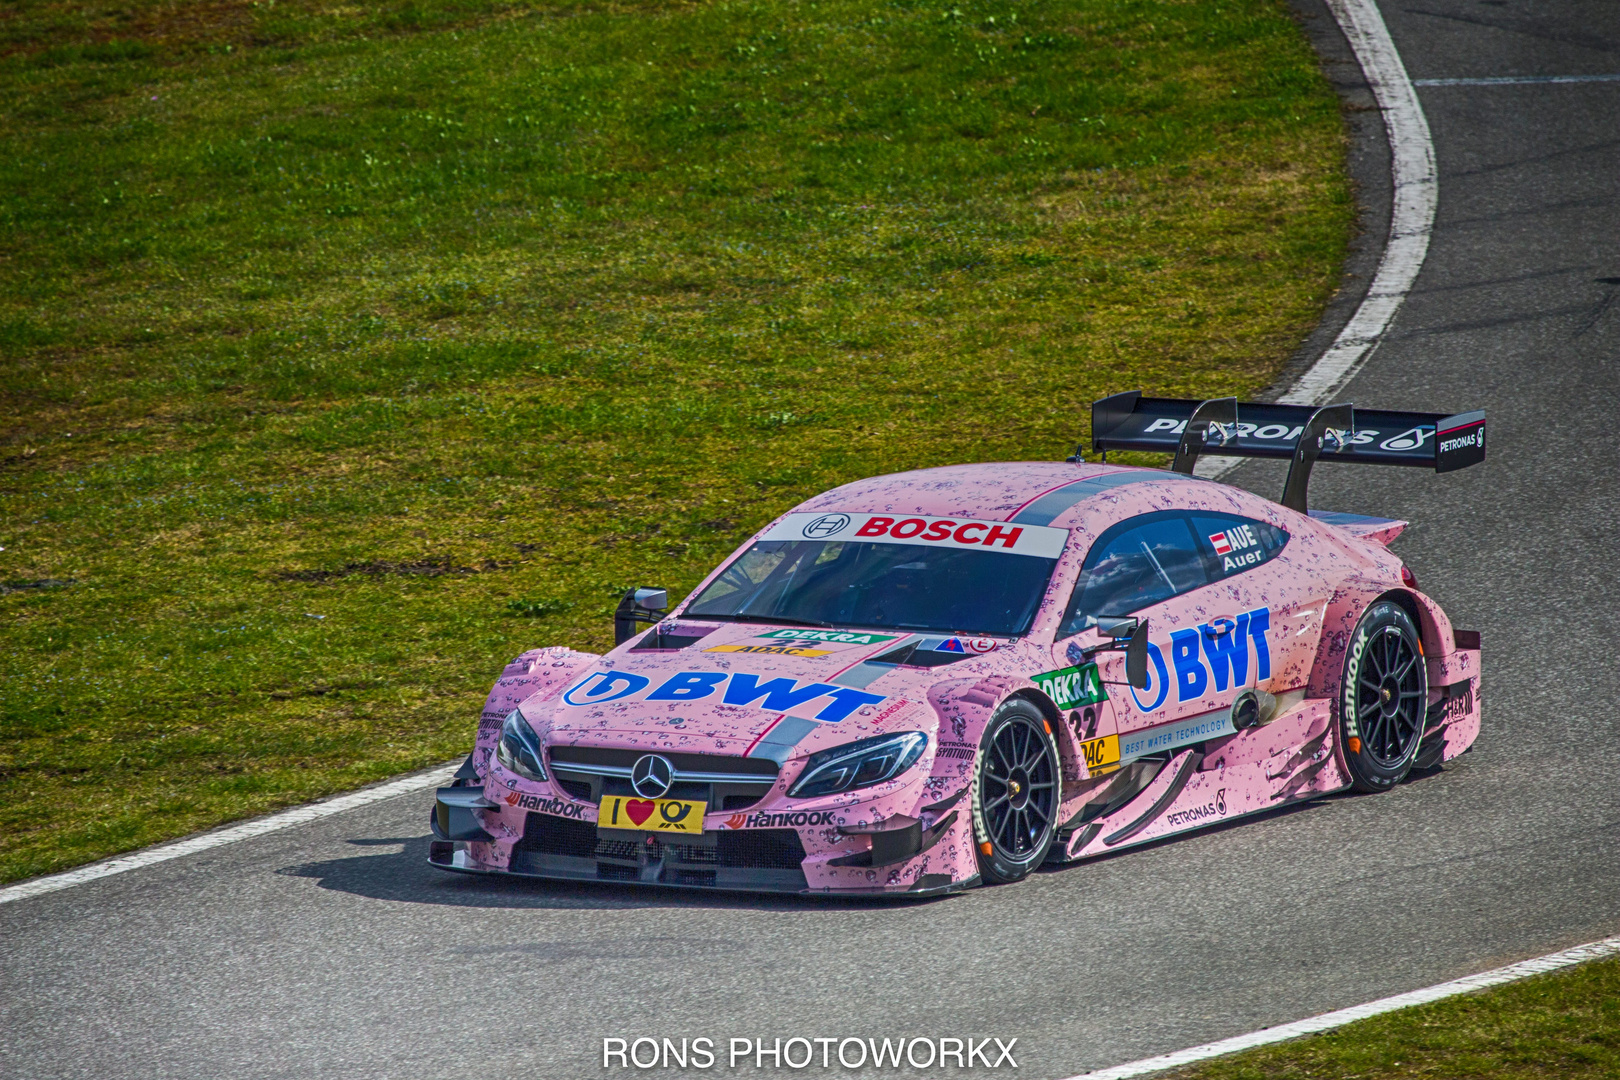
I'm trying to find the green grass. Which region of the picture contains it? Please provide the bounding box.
[0,0,1351,883]
[1169,955,1620,1080]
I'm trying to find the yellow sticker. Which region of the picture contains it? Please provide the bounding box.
[1080,734,1121,774]
[703,644,832,657]
[599,795,707,835]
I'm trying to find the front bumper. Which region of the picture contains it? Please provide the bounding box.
[428,786,973,897]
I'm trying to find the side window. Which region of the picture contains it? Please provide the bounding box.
[1060,511,1208,635]
[1187,513,1290,581]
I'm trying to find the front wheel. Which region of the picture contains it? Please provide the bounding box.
[972,699,1060,884]
[1340,600,1428,792]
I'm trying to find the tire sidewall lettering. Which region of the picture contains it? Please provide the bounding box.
[1340,602,1427,791]
[971,700,1060,882]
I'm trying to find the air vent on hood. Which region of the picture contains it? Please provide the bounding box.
[871,640,976,668]
[630,623,720,651]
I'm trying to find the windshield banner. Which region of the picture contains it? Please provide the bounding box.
[761,512,1068,559]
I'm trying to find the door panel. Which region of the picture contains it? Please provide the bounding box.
[1051,508,1329,770]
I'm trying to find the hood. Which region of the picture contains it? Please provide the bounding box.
[523,620,1007,761]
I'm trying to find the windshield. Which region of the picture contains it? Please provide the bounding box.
[685,539,1057,636]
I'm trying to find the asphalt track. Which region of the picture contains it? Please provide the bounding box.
[4,2,1619,1077]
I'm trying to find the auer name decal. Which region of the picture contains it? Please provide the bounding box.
[563,669,886,723]
[1208,524,1266,573]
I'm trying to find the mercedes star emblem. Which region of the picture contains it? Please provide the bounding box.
[630,754,676,799]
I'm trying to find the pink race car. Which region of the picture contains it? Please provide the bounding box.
[431,393,1486,895]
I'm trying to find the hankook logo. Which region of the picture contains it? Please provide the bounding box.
[801,513,851,539]
[630,754,675,799]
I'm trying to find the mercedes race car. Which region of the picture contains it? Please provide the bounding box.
[430,393,1486,895]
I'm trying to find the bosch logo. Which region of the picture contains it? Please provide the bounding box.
[802,514,851,539]
[630,754,675,798]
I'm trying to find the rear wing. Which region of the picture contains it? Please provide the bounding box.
[1087,392,1486,512]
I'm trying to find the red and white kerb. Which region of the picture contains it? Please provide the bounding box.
[761,512,1069,559]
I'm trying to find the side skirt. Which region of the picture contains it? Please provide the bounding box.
[1064,702,1351,861]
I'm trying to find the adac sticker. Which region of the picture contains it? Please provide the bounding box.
[1080,734,1120,774]
[704,643,832,658]
[1032,663,1106,709]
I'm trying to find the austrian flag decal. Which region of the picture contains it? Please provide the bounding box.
[762,512,1068,559]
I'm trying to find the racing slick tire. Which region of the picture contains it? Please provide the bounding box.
[1339,600,1429,793]
[971,698,1061,884]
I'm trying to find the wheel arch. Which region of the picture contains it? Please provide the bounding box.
[1388,586,1458,661]
[1336,592,1430,792]
[969,691,1064,883]
[471,646,600,781]
[1380,587,1420,624]
[1004,687,1073,794]
[1007,687,1064,732]
[1308,580,1437,702]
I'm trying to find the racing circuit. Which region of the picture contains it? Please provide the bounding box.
[3,0,1618,1076]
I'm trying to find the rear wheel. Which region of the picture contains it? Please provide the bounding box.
[972,699,1060,884]
[1340,601,1428,792]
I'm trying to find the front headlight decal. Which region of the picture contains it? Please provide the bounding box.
[787,731,928,799]
[494,710,547,782]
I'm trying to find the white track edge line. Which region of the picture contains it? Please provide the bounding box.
[1280,0,1435,406]
[0,762,458,906]
[1197,0,1436,480]
[1415,73,1620,86]
[1061,933,1620,1080]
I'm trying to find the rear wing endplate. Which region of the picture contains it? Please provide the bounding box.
[1087,392,1485,512]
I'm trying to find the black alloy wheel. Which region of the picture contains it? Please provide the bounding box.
[972,698,1060,884]
[1340,600,1429,792]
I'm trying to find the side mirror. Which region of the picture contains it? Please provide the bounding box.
[1084,616,1151,689]
[614,587,669,645]
[1125,618,1150,689]
[1095,616,1138,640]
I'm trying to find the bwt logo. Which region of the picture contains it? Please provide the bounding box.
[562,668,886,723]
[563,670,650,706]
[1131,607,1272,712]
